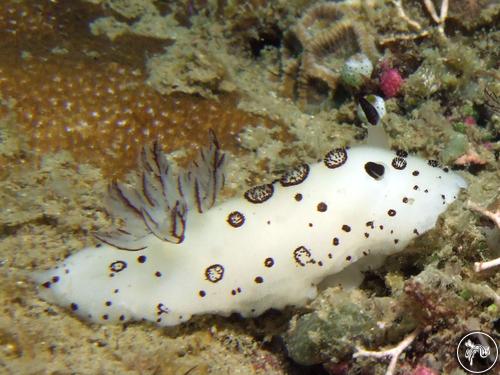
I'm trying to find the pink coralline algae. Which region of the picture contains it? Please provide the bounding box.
[464,116,476,126]
[412,365,438,375]
[379,68,404,98]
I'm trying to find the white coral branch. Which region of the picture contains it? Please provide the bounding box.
[422,0,449,36]
[391,0,422,31]
[353,328,420,375]
[467,200,500,273]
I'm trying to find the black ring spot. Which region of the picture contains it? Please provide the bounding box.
[244,184,274,204]
[264,257,274,267]
[280,163,310,187]
[110,260,127,273]
[324,148,348,169]
[205,264,224,283]
[391,157,407,170]
[227,211,245,228]
[293,246,313,267]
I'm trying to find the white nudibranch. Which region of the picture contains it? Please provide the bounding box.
[34,129,466,327]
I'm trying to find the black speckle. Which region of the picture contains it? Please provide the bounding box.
[364,232,369,238]
[105,301,112,306]
[362,250,368,256]
[317,202,327,212]
[52,276,59,283]
[388,209,396,217]
[231,290,236,296]
[328,253,332,259]
[366,221,374,229]
[412,170,420,176]
[264,257,274,267]
[70,303,78,311]
[441,194,446,200]
[137,255,147,263]
[254,276,264,284]
[237,287,241,293]
[157,303,170,315]
[280,163,310,187]
[227,211,245,228]
[346,256,352,261]
[114,289,119,294]
[199,290,206,297]
[64,269,69,274]
[308,223,313,227]
[402,197,408,203]
[394,239,399,244]
[267,220,271,225]
[244,184,274,204]
[364,162,385,180]
[413,228,420,235]
[379,225,384,230]
[324,148,348,169]
[428,160,440,167]
[119,315,125,321]
[318,261,323,266]
[413,185,419,190]
[96,243,102,248]
[424,189,429,193]
[155,271,162,277]
[294,193,303,202]
[443,167,449,172]
[333,237,340,246]
[42,281,51,288]
[102,314,109,320]
[342,224,351,232]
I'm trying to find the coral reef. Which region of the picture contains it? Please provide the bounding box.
[0,0,274,178]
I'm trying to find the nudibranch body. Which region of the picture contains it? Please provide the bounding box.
[35,132,466,326]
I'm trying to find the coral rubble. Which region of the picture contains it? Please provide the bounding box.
[280,2,379,111]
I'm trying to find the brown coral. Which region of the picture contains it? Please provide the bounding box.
[280,2,379,111]
[0,0,273,178]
